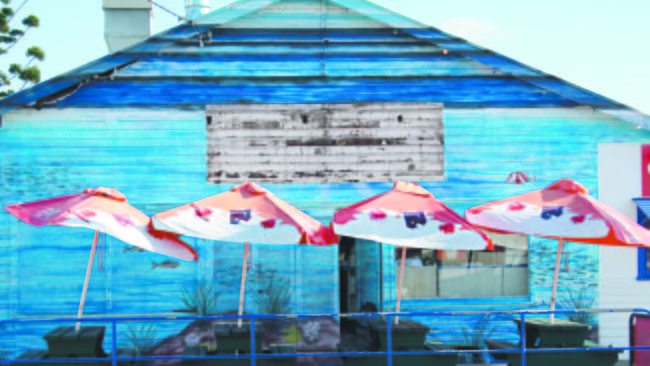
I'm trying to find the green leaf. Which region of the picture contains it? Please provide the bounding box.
[9,29,23,37]
[8,63,21,74]
[0,35,14,43]
[22,15,38,27]
[26,46,43,60]
[0,25,8,33]
[18,65,39,83]
[1,7,13,17]
[0,71,8,85]
[1,0,10,5]
[0,90,14,98]
[0,47,6,55]
[0,14,7,28]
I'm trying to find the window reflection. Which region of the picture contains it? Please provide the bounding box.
[397,233,529,299]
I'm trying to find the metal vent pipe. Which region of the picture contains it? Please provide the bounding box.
[186,0,211,20]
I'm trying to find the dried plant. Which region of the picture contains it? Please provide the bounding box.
[560,288,595,324]
[180,279,220,316]
[253,272,292,332]
[125,323,158,356]
[461,314,497,363]
[254,274,292,315]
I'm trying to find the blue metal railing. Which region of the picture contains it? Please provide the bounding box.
[2,308,650,365]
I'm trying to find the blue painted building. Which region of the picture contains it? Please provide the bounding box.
[0,0,649,353]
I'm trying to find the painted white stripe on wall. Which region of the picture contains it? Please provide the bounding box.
[598,142,650,359]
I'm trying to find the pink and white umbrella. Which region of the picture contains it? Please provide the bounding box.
[153,182,337,325]
[4,187,198,329]
[466,179,650,321]
[332,181,493,320]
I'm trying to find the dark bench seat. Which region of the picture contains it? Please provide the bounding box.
[485,339,621,366]
[182,343,297,366]
[337,339,458,366]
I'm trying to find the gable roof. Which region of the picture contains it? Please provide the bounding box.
[0,0,648,129]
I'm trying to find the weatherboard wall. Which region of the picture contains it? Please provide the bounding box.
[0,106,649,351]
[597,144,650,355]
[0,0,647,353]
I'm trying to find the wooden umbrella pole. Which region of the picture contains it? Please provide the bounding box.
[238,242,250,328]
[395,246,407,325]
[76,230,100,331]
[549,239,564,323]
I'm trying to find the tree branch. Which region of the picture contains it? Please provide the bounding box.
[7,0,28,23]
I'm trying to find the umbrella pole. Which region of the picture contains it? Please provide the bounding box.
[238,242,250,328]
[76,230,100,331]
[550,239,564,323]
[395,246,406,325]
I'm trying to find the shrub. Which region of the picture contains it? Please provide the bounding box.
[180,279,220,316]
[125,323,157,356]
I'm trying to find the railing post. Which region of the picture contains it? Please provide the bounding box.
[387,314,393,366]
[251,316,256,366]
[112,319,118,366]
[520,312,526,366]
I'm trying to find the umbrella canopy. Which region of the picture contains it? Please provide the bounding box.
[332,181,493,321]
[465,179,650,247]
[5,187,198,261]
[332,181,493,250]
[153,182,337,326]
[4,187,197,330]
[153,182,337,245]
[465,178,650,322]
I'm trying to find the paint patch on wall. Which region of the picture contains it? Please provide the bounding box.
[206,103,445,184]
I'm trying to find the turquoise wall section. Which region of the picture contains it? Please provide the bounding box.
[0,0,647,356]
[1,106,649,351]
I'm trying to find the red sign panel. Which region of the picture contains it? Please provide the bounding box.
[643,145,650,197]
[634,315,650,366]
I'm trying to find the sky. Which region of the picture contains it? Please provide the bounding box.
[1,0,649,114]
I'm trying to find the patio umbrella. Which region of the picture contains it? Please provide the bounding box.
[152,182,337,326]
[465,178,650,321]
[4,187,198,329]
[331,181,493,322]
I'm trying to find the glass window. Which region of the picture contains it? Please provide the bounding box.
[397,232,529,299]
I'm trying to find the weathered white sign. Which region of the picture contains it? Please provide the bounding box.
[206,103,444,184]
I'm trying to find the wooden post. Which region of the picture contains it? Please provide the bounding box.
[76,230,100,331]
[550,239,564,323]
[238,242,250,328]
[395,246,407,324]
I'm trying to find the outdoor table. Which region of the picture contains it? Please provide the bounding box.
[337,339,457,366]
[368,318,430,351]
[336,318,456,366]
[486,339,620,366]
[8,350,48,366]
[183,343,297,366]
[259,344,298,366]
[513,318,589,347]
[486,317,618,366]
[43,326,107,358]
[109,348,136,366]
[214,321,265,355]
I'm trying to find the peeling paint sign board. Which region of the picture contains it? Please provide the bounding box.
[206,103,444,184]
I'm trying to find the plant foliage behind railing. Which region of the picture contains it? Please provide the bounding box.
[180,278,221,316]
[125,323,158,356]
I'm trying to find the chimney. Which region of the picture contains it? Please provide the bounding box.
[186,0,211,20]
[103,0,153,53]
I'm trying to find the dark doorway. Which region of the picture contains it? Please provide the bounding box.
[338,236,356,314]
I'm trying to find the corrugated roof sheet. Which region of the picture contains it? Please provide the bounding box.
[0,0,647,129]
